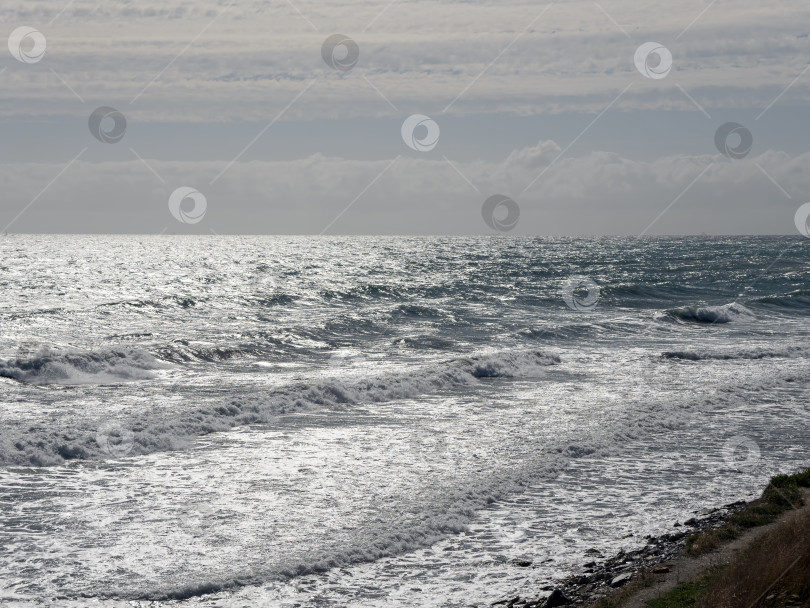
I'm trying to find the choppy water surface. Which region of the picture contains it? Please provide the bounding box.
[0,236,808,607]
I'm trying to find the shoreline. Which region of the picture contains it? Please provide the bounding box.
[491,469,810,608]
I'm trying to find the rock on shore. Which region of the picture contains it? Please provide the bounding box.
[491,500,747,607]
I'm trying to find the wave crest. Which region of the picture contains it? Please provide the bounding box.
[662,302,755,324]
[662,345,807,361]
[0,349,559,467]
[0,346,166,385]
[751,290,810,310]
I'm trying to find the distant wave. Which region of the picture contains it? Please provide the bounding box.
[0,346,166,385]
[155,340,244,363]
[156,333,330,364]
[518,319,644,342]
[248,292,299,306]
[661,302,755,324]
[608,282,697,301]
[465,350,560,378]
[322,283,406,301]
[390,304,449,319]
[393,335,458,350]
[662,345,808,361]
[750,290,810,310]
[0,349,559,467]
[97,295,197,309]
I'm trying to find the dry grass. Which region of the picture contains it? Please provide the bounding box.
[696,506,810,608]
[589,573,657,608]
[585,468,810,608]
[686,473,807,557]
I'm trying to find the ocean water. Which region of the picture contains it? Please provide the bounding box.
[0,235,809,607]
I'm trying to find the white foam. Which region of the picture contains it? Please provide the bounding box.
[0,346,167,385]
[664,302,755,324]
[0,349,559,467]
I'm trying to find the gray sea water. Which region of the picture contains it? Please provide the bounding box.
[0,235,809,607]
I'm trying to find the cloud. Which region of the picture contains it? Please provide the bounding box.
[1,0,807,235]
[1,0,808,121]
[1,143,806,234]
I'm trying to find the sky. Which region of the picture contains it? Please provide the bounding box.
[1,0,809,234]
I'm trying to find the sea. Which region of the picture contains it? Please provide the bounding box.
[0,235,808,607]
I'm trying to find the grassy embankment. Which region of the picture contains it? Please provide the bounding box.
[593,467,810,608]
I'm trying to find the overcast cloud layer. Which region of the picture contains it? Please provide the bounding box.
[1,0,809,234]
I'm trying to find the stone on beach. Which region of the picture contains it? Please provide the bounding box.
[610,572,632,587]
[543,588,571,607]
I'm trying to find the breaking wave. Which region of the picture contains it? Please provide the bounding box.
[110,358,810,602]
[0,346,166,385]
[750,290,810,310]
[0,349,559,467]
[662,302,755,324]
[662,345,808,361]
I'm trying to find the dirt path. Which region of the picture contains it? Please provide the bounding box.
[620,489,810,608]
